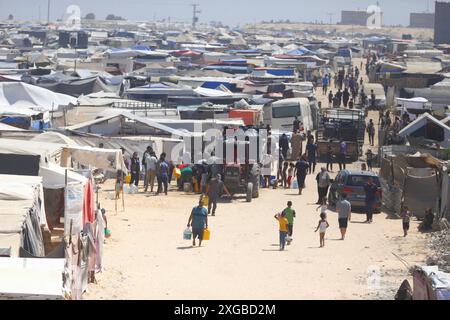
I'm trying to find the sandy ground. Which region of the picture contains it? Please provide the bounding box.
[84,59,429,300]
[85,171,427,300]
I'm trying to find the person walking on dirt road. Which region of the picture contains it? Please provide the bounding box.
[337,193,352,240]
[187,199,208,247]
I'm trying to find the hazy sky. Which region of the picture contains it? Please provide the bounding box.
[1,0,436,26]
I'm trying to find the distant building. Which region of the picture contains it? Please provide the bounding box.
[58,31,88,49]
[435,1,450,44]
[410,12,435,28]
[340,11,369,26]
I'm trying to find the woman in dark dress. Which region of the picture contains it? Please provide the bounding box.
[295,155,310,195]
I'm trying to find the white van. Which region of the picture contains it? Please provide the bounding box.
[263,98,313,132]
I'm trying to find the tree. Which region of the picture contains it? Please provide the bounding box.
[8,14,13,20]
[85,13,96,20]
[106,14,125,21]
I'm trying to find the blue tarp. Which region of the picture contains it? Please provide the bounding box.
[201,82,236,90]
[203,65,249,74]
[266,69,295,76]
[116,31,135,38]
[132,45,152,51]
[286,47,311,56]
[221,59,248,65]
[1,117,28,127]
[337,48,352,57]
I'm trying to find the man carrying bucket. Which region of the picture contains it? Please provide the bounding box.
[187,199,208,247]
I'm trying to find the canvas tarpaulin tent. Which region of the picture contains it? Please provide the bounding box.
[37,77,121,97]
[413,266,450,300]
[0,82,77,110]
[404,168,440,218]
[0,137,128,174]
[0,257,65,300]
[61,146,128,174]
[379,152,444,216]
[0,176,46,257]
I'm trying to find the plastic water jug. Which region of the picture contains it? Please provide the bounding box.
[183,228,192,240]
[292,180,298,189]
[123,184,131,194]
[183,182,192,193]
[203,228,210,241]
[130,184,139,194]
[202,195,209,206]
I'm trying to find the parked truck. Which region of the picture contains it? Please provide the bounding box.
[316,108,366,161]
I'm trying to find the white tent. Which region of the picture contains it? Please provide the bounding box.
[0,175,48,230]
[0,122,24,131]
[0,138,127,174]
[0,257,65,300]
[0,82,77,111]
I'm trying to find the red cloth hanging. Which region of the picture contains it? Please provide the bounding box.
[83,179,95,225]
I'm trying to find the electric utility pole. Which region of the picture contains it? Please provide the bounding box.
[192,4,201,29]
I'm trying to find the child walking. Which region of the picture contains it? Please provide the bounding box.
[287,163,294,188]
[316,198,328,216]
[400,206,412,237]
[274,211,289,251]
[315,213,329,248]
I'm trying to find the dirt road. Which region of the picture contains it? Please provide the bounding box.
[85,172,427,300]
[84,59,428,300]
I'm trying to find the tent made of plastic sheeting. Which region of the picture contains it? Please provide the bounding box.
[66,135,182,167]
[65,111,190,137]
[0,82,77,110]
[0,175,48,230]
[396,97,429,116]
[398,113,450,148]
[60,146,128,175]
[0,122,25,131]
[37,76,121,97]
[0,257,65,300]
[403,167,440,218]
[0,138,63,164]
[31,131,78,146]
[0,137,127,174]
[40,163,88,189]
[0,180,46,257]
[193,86,242,98]
[413,266,450,300]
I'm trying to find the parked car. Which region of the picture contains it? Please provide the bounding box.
[328,170,382,211]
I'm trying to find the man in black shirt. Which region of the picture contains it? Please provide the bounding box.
[364,178,378,223]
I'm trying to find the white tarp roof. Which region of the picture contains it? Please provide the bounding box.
[399,113,450,137]
[62,146,128,174]
[0,137,127,174]
[0,175,48,230]
[66,110,190,137]
[40,163,88,189]
[0,257,65,299]
[0,138,63,159]
[0,123,24,131]
[32,132,78,145]
[194,87,233,97]
[0,82,77,110]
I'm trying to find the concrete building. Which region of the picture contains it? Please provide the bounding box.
[434,2,450,44]
[410,12,435,28]
[340,11,369,26]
